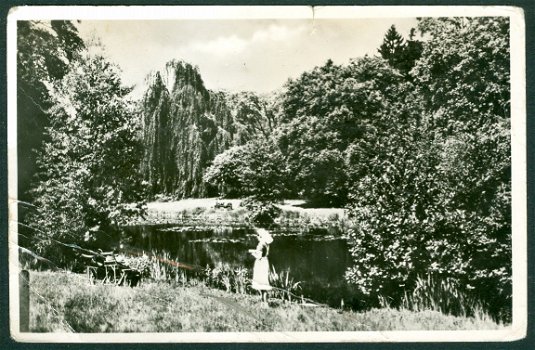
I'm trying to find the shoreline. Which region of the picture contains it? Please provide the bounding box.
[128,198,350,234]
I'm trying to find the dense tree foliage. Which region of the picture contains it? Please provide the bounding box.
[346,17,511,321]
[276,57,409,206]
[141,61,224,197]
[228,91,279,143]
[17,21,84,201]
[27,49,145,259]
[377,25,406,68]
[203,139,287,201]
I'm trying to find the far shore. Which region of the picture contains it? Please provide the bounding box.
[131,198,349,228]
[147,198,347,218]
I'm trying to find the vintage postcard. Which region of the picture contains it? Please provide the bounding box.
[7,5,526,342]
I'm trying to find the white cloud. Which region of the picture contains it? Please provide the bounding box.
[251,23,306,43]
[77,18,419,95]
[183,23,305,59]
[188,35,247,56]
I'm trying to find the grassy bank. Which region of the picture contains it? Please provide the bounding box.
[28,270,505,332]
[139,198,350,235]
[147,198,346,220]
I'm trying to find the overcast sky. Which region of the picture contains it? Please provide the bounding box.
[77,18,418,97]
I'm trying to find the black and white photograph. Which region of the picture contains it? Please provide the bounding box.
[7,5,527,342]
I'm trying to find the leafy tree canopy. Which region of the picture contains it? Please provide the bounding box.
[203,139,288,202]
[276,56,409,206]
[28,48,145,259]
[346,17,511,322]
[17,20,85,200]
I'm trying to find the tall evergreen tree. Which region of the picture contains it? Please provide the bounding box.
[378,25,406,69]
[378,25,423,74]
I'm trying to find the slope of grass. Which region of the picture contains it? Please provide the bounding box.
[146,198,347,220]
[28,271,505,333]
[142,198,350,235]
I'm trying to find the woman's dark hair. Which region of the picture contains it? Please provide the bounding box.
[261,243,269,257]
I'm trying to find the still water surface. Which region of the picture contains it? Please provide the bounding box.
[121,225,362,308]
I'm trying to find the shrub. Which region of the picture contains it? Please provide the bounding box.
[124,255,152,278]
[203,264,250,294]
[269,266,302,302]
[241,198,282,227]
[203,140,289,201]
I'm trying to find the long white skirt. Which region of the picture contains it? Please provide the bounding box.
[252,257,272,291]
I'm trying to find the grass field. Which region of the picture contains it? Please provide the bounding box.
[141,198,349,232]
[28,270,505,333]
[147,198,345,217]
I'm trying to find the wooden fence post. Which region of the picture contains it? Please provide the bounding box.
[19,269,30,332]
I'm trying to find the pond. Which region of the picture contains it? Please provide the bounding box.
[119,225,363,309]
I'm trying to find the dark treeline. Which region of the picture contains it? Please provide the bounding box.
[18,18,511,321]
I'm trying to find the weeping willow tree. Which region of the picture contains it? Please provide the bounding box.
[141,60,278,198]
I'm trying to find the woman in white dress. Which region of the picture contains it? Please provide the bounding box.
[249,228,273,303]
